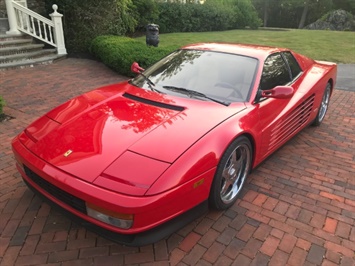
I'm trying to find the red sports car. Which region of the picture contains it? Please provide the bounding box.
[12,43,337,246]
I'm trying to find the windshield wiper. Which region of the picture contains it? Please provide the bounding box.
[138,73,163,94]
[162,85,230,106]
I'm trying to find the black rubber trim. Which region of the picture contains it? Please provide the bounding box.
[23,178,208,246]
[123,92,185,111]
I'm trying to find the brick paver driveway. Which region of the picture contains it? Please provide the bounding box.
[1,59,354,266]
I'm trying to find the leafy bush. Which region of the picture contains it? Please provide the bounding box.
[230,0,261,29]
[156,0,260,33]
[0,95,5,115]
[90,36,178,76]
[131,0,160,31]
[43,0,260,53]
[252,0,334,29]
[44,0,137,53]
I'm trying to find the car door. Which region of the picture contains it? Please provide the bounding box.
[255,52,304,161]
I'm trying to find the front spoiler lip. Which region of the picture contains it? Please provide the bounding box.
[24,178,208,246]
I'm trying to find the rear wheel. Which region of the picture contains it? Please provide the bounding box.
[312,83,331,126]
[209,136,252,210]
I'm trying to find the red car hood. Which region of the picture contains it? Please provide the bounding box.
[23,82,246,183]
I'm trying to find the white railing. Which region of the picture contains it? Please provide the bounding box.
[5,0,66,55]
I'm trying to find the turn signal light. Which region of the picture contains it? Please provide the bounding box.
[86,202,133,229]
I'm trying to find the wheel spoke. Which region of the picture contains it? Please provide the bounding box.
[234,151,243,169]
[220,178,233,196]
[219,144,250,204]
[318,85,330,122]
[230,150,238,165]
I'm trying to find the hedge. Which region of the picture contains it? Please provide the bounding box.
[156,1,261,33]
[44,0,137,53]
[44,0,260,54]
[90,36,178,76]
[0,96,5,115]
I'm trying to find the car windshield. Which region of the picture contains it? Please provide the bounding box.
[130,49,258,103]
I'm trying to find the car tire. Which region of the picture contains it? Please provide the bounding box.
[209,136,252,210]
[312,83,331,126]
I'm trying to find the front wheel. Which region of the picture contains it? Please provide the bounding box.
[312,83,331,126]
[209,136,252,210]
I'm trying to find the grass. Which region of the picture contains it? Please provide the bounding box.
[0,95,5,115]
[135,29,355,63]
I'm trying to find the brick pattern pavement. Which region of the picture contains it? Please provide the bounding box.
[0,59,354,266]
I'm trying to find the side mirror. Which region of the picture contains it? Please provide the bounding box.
[131,62,145,74]
[261,86,294,99]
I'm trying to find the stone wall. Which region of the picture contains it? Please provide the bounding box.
[0,0,46,18]
[305,9,355,31]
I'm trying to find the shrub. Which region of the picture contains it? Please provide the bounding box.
[90,36,178,76]
[0,95,5,115]
[231,0,261,29]
[43,0,260,53]
[156,0,260,33]
[44,0,137,53]
[131,0,160,31]
[156,2,233,33]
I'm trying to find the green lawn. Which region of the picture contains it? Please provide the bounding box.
[136,29,355,63]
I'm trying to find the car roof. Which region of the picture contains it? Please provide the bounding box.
[182,43,289,61]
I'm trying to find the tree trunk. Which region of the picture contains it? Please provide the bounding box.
[264,0,269,27]
[298,0,309,29]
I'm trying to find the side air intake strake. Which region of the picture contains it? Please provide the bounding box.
[268,94,315,152]
[123,93,185,111]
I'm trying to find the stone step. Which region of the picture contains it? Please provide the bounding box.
[0,48,57,64]
[0,53,66,71]
[0,33,32,41]
[0,33,66,70]
[0,38,33,48]
[0,43,45,56]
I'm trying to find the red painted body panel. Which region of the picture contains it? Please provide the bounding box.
[20,82,246,190]
[11,43,337,244]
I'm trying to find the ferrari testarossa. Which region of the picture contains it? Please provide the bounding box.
[12,43,337,246]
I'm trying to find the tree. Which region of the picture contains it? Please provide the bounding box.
[298,0,310,28]
[333,0,355,14]
[44,0,137,53]
[132,0,159,30]
[296,0,333,28]
[252,0,270,26]
[252,0,333,28]
[263,0,269,26]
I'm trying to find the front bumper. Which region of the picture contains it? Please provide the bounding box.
[24,177,207,246]
[12,135,211,245]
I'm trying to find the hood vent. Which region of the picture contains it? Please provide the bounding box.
[123,93,185,111]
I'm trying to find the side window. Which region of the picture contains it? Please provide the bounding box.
[283,52,302,79]
[260,53,291,91]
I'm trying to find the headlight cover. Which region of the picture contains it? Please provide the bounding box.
[94,151,171,196]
